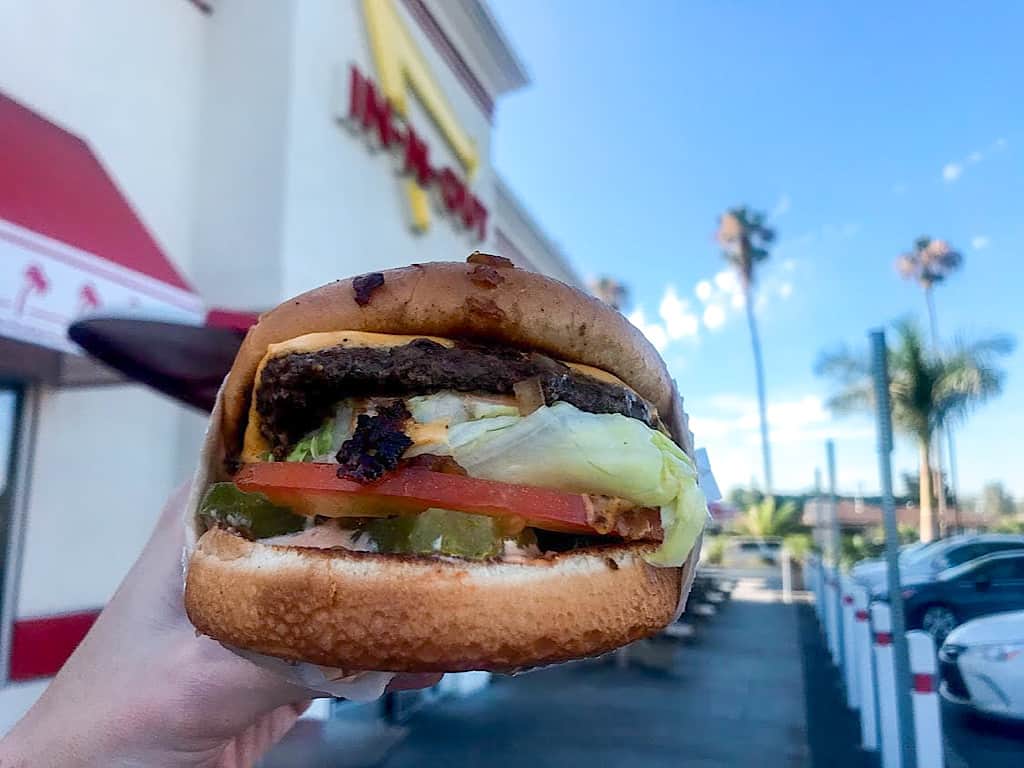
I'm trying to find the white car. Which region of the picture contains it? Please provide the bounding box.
[857,534,1024,597]
[850,541,934,580]
[939,610,1024,720]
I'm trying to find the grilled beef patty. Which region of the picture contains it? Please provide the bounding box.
[255,338,660,452]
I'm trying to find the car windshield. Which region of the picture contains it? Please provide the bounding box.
[901,539,946,566]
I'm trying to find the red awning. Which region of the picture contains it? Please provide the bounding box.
[0,91,203,354]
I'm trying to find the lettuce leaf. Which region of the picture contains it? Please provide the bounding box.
[286,417,335,462]
[446,402,707,567]
[407,392,519,425]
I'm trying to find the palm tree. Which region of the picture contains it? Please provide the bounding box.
[895,237,963,343]
[717,206,776,492]
[732,496,801,538]
[895,236,964,529]
[590,276,629,311]
[816,320,1013,541]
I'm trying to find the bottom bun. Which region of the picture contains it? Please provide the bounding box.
[185,527,681,672]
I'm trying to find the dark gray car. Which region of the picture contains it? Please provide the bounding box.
[896,551,1024,643]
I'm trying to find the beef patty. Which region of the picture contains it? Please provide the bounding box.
[255,339,661,452]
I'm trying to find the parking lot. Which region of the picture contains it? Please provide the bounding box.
[813,536,1024,768]
[263,567,817,767]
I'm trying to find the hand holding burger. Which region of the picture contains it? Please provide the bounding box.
[185,254,708,674]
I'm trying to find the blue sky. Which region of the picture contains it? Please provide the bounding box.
[489,0,1024,498]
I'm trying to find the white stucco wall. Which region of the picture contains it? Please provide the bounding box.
[0,0,207,280]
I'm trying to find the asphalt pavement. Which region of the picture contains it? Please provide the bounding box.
[943,702,1024,768]
[376,574,810,767]
[795,590,1024,768]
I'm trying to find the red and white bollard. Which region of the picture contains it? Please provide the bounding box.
[841,576,859,709]
[853,584,878,751]
[871,601,901,768]
[907,631,943,768]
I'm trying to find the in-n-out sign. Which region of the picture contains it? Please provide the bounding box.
[342,0,487,240]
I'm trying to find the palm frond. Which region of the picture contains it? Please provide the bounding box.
[717,205,774,283]
[817,320,1012,443]
[896,237,963,287]
[814,344,869,383]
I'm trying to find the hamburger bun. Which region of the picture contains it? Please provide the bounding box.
[221,260,677,457]
[186,528,680,672]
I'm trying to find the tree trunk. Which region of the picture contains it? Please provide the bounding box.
[744,283,773,493]
[924,285,940,345]
[923,283,952,535]
[918,438,938,542]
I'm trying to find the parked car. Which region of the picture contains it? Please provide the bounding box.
[858,534,1024,597]
[896,551,1024,643]
[851,541,934,579]
[730,537,783,565]
[939,610,1024,720]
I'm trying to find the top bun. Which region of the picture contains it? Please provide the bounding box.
[221,258,676,455]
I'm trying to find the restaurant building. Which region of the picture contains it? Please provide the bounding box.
[0,0,578,728]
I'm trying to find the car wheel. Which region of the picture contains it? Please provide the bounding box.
[921,605,957,644]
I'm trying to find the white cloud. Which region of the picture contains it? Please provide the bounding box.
[691,394,872,448]
[631,262,795,356]
[690,393,879,492]
[942,162,963,182]
[770,193,791,219]
[971,235,990,251]
[942,139,1006,183]
[703,304,726,330]
[713,270,739,295]
[626,307,668,352]
[658,286,699,340]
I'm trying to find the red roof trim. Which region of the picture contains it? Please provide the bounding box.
[205,308,260,331]
[8,610,101,682]
[0,91,195,293]
[401,0,495,119]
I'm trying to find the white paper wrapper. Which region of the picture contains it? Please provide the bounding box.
[183,375,705,694]
[665,378,704,622]
[694,448,722,503]
[183,380,396,700]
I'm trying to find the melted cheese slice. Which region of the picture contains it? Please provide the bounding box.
[241,330,632,462]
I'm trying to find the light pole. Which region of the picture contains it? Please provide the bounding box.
[870,329,916,768]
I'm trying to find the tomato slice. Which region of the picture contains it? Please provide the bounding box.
[234,463,597,534]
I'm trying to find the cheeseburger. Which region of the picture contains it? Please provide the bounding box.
[184,254,707,672]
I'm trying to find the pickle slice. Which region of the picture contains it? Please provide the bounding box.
[199,482,305,539]
[363,508,503,559]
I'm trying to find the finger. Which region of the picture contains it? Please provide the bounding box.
[386,673,444,691]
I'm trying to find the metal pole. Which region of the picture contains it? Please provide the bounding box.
[781,548,792,604]
[827,441,843,670]
[814,467,823,553]
[870,329,916,768]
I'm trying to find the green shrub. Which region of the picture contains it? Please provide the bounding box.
[783,533,813,562]
[704,536,725,565]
